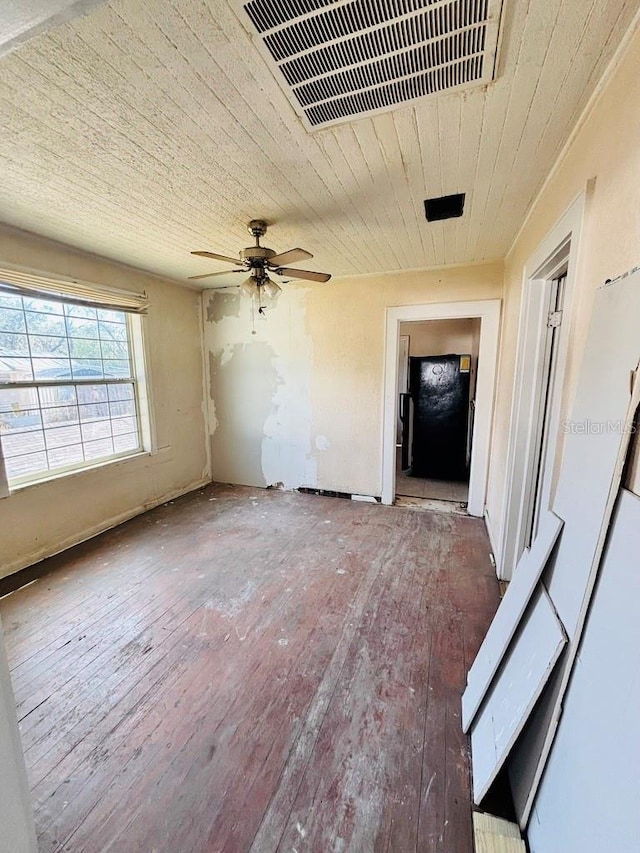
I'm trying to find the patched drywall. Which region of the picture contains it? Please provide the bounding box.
[204,289,317,490]
[206,291,241,323]
[204,263,502,497]
[209,343,278,487]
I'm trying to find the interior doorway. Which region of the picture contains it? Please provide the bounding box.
[382,300,501,517]
[395,318,481,505]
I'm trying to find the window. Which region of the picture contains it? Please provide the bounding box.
[0,286,148,487]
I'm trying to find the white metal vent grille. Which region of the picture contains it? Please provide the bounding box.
[235,0,504,130]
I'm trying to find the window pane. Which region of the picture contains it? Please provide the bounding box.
[71,358,104,379]
[0,387,39,414]
[114,432,139,453]
[0,292,23,310]
[67,317,100,339]
[44,424,82,448]
[99,320,127,341]
[81,419,112,441]
[0,358,33,382]
[23,298,63,315]
[29,334,70,357]
[0,428,45,456]
[41,405,79,426]
[103,360,131,378]
[65,304,97,319]
[108,384,134,402]
[25,312,66,336]
[84,437,115,460]
[0,332,29,356]
[0,307,26,334]
[109,398,135,418]
[112,419,136,436]
[69,337,101,358]
[1,292,142,484]
[6,451,48,479]
[0,410,42,435]
[32,358,72,380]
[76,384,108,404]
[38,386,77,408]
[100,339,129,360]
[79,401,109,422]
[47,444,83,468]
[97,309,125,324]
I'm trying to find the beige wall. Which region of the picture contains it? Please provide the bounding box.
[203,262,502,497]
[400,317,479,358]
[0,226,209,578]
[486,22,640,546]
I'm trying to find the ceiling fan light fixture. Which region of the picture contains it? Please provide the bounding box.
[240,276,259,299]
[262,279,282,300]
[189,220,330,322]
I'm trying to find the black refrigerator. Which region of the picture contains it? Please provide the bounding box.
[408,354,471,481]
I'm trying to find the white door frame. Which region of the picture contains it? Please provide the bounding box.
[497,192,585,580]
[382,299,501,516]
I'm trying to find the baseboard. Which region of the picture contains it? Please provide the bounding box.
[0,478,210,582]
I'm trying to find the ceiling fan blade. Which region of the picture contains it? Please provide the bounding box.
[275,267,331,283]
[268,248,313,266]
[188,269,244,280]
[191,250,242,265]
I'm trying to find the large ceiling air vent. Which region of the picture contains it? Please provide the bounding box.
[234,0,504,130]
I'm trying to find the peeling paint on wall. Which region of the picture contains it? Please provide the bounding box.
[208,342,277,487]
[206,291,241,323]
[315,435,330,452]
[203,290,317,491]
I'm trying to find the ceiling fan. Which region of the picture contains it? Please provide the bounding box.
[189,220,331,311]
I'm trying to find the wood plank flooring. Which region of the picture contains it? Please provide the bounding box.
[0,484,499,853]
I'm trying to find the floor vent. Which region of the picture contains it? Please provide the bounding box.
[235,0,504,130]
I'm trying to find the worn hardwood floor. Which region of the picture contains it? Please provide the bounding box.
[0,484,499,853]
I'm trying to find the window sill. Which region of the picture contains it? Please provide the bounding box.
[7,449,154,495]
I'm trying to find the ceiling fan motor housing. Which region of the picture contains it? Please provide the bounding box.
[247,219,268,238]
[240,245,275,265]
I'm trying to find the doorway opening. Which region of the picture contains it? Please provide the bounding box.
[382,299,501,517]
[396,318,481,505]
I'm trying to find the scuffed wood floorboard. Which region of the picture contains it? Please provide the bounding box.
[0,484,499,853]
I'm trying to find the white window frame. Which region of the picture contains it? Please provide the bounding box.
[0,270,152,495]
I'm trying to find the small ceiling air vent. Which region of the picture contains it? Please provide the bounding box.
[424,192,466,221]
[234,0,504,130]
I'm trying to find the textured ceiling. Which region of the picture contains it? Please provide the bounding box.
[0,0,637,286]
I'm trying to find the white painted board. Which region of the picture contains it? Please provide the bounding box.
[511,271,640,827]
[507,648,566,826]
[549,271,640,638]
[462,511,563,732]
[470,586,566,804]
[527,490,640,853]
